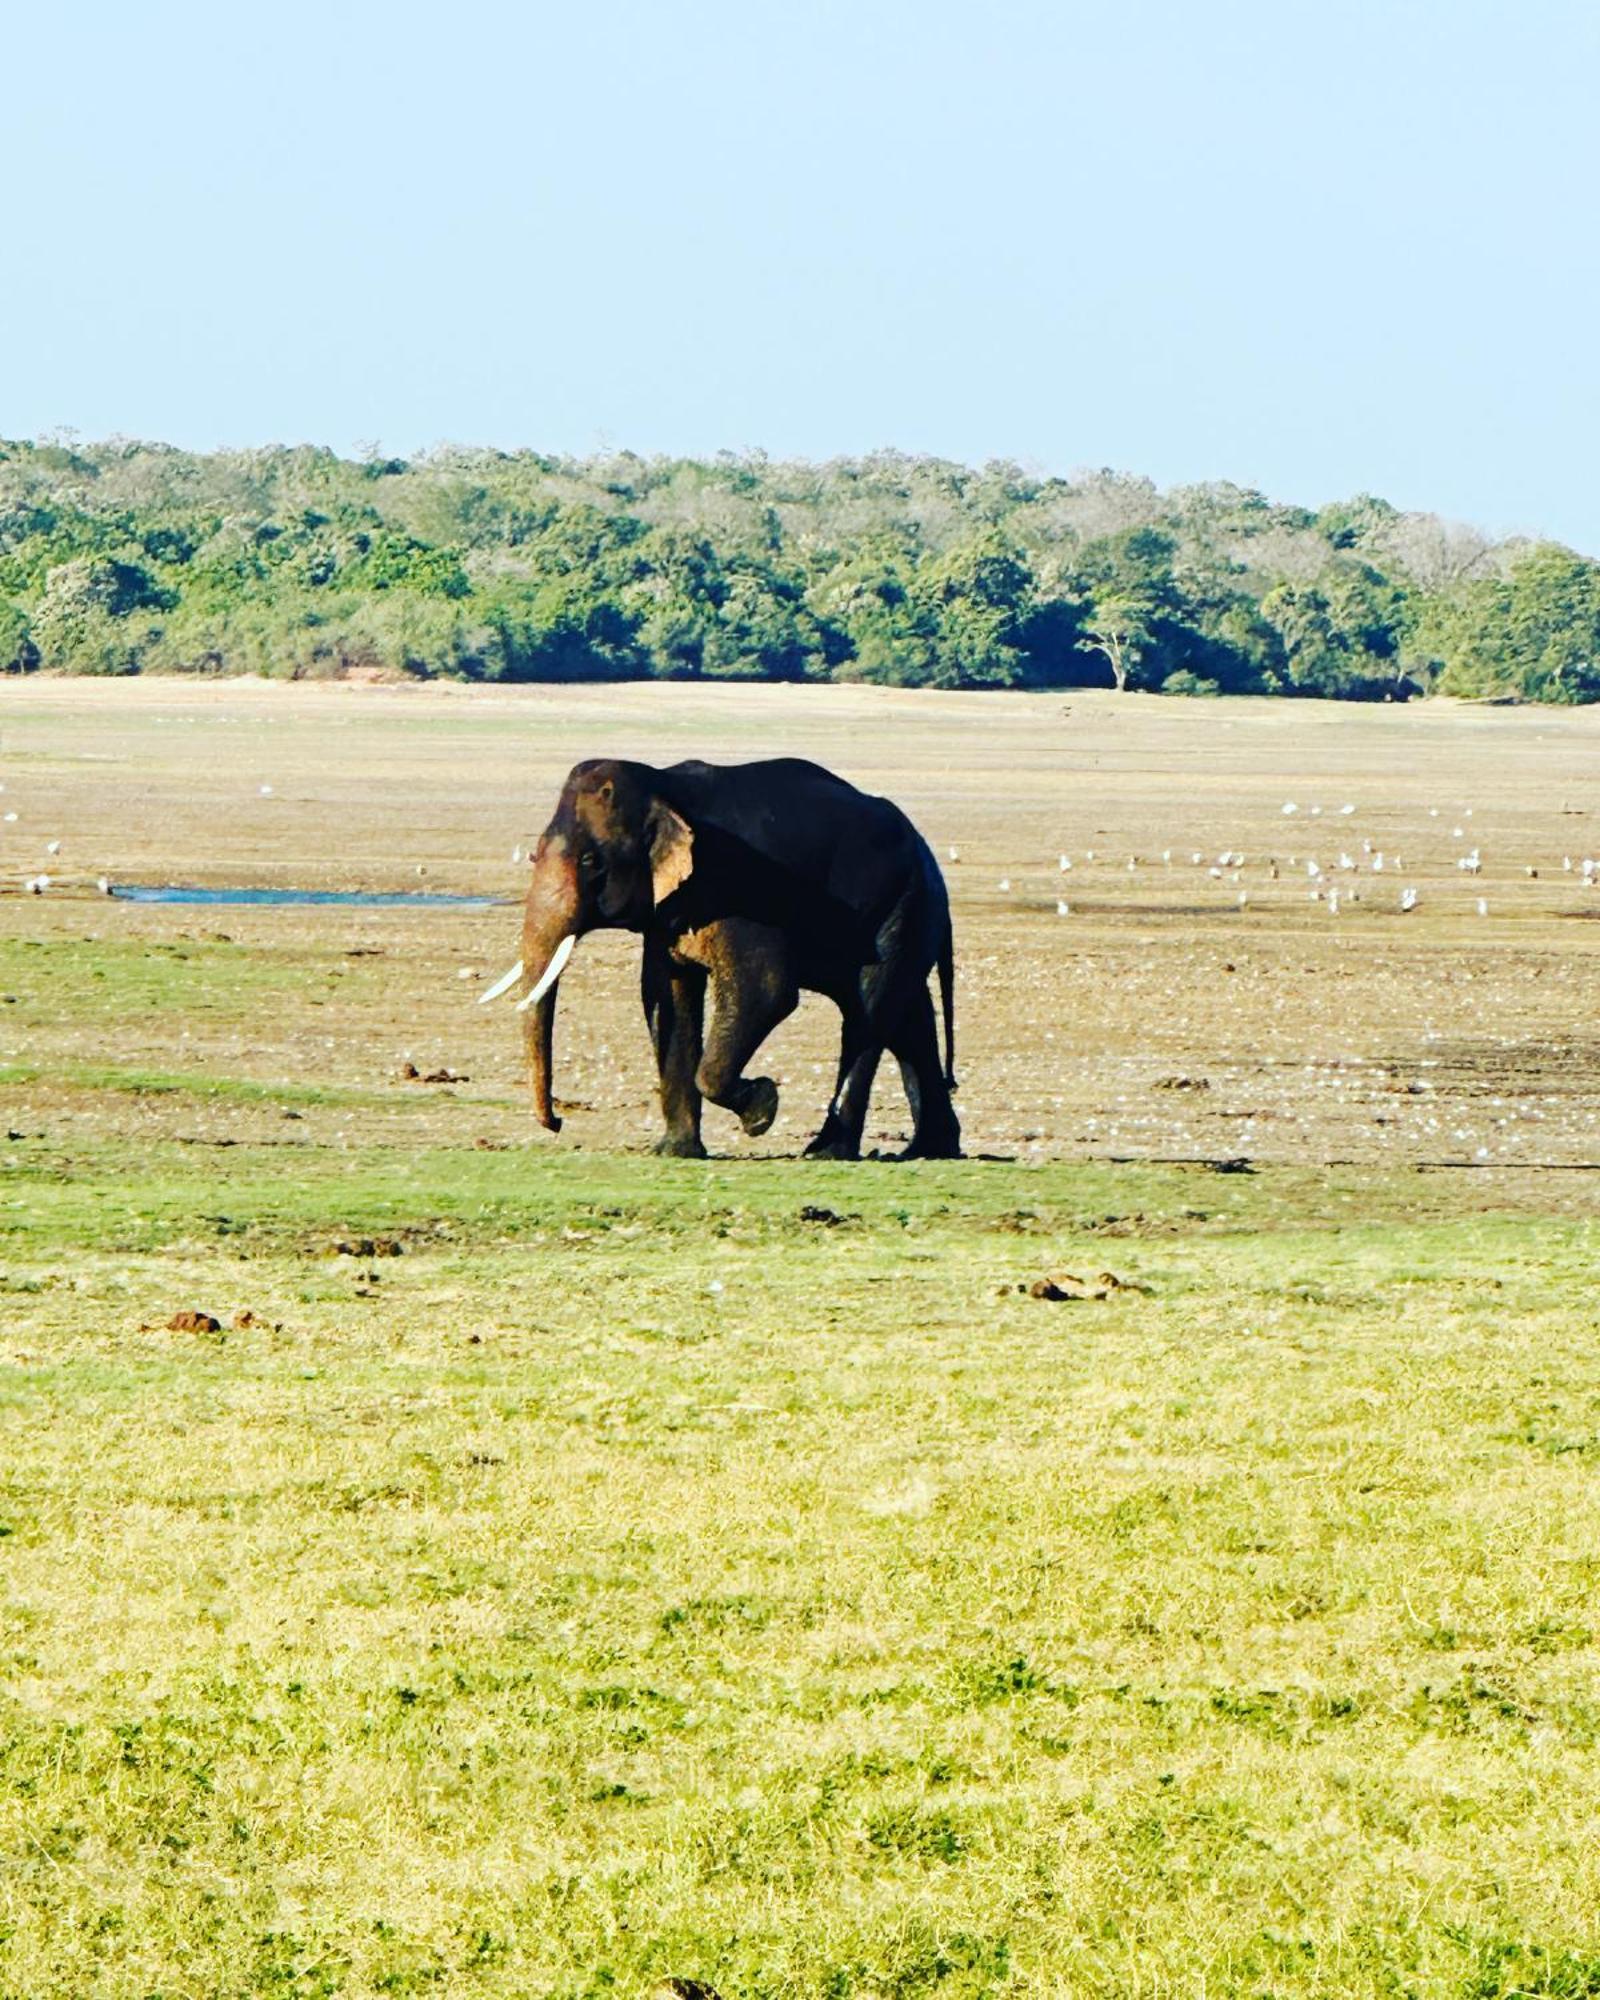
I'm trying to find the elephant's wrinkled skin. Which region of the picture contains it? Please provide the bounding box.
[504,756,961,1160]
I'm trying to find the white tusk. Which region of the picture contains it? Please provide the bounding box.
[516,933,575,1010]
[477,959,524,1005]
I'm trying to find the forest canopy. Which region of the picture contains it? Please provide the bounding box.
[3,437,1597,702]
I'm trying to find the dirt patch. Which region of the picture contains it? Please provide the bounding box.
[15,681,1600,1171]
[1023,1269,1150,1302]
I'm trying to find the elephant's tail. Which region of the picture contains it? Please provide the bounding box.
[938,918,957,1092]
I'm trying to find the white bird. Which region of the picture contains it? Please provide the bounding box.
[1238,891,1249,908]
[97,875,111,895]
[1401,887,1418,911]
[512,845,523,864]
[1161,849,1172,864]
[1306,859,1322,878]
[1373,854,1385,872]
[1282,802,1299,815]
[45,840,60,855]
[1056,898,1070,916]
[1340,803,1355,815]
[1477,898,1488,917]
[1327,888,1340,914]
[260,784,274,797]
[27,874,48,894]
[2,812,15,823]
[1310,805,1322,816]
[998,877,1010,891]
[1059,854,1071,871]
[948,845,959,862]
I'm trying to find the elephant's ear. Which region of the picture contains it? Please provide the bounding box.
[647,802,694,904]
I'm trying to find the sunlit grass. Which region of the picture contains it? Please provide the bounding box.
[3,1142,1600,1996]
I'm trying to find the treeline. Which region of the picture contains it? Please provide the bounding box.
[3,437,1598,700]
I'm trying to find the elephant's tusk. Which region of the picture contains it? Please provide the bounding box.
[515,933,575,1010]
[477,959,524,1005]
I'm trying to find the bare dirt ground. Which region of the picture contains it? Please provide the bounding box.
[5,677,1600,1188]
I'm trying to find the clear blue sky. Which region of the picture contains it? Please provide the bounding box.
[7,0,1598,551]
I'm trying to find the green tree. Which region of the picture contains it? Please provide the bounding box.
[912,534,1034,687]
[807,536,936,687]
[0,597,33,671]
[1422,545,1600,703]
[1260,562,1411,699]
[31,556,169,673]
[1077,593,1156,690]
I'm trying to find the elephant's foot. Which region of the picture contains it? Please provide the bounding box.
[653,1130,708,1160]
[737,1076,780,1137]
[803,1132,861,1162]
[897,1134,964,1162]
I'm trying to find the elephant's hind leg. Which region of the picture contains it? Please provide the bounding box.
[803,1008,883,1160]
[890,986,962,1160]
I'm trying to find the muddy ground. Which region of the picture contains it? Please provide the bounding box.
[5,678,1600,1194]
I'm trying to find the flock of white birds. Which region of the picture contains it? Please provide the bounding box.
[947,798,1600,928]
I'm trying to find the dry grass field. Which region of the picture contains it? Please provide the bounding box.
[2,680,1600,1998]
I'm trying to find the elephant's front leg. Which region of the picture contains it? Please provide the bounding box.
[691,925,798,1139]
[642,940,707,1158]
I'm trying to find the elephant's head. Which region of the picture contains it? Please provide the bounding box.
[517,760,693,1130]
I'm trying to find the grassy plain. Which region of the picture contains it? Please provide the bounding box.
[2,681,1600,1998]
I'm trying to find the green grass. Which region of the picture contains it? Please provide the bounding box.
[3,1139,1600,1996]
[0,1060,387,1111]
[0,934,347,1015]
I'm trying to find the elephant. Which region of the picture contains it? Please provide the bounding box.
[481,756,961,1160]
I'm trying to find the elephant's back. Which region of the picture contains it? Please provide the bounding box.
[661,757,909,880]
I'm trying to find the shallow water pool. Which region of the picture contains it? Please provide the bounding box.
[110,885,507,909]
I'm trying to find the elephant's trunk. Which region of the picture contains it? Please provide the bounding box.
[520,841,581,1132]
[524,981,562,1132]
